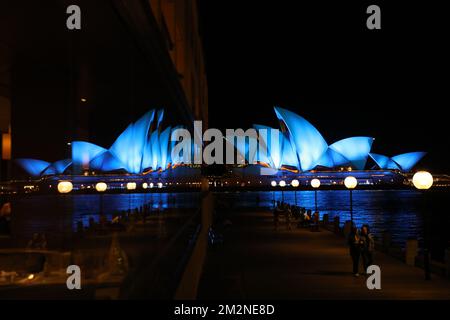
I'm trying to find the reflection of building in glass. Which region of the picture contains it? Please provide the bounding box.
[0,0,207,181]
[16,107,426,177]
[17,109,198,177]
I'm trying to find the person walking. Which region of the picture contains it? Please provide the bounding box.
[286,205,292,230]
[348,225,362,276]
[360,224,375,272]
[273,202,282,231]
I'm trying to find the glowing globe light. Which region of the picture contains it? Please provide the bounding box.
[412,171,433,190]
[142,182,148,189]
[95,182,107,192]
[57,181,73,194]
[157,182,163,189]
[149,182,154,189]
[126,182,137,190]
[311,178,321,189]
[279,180,286,187]
[271,181,277,187]
[291,179,300,187]
[344,176,358,189]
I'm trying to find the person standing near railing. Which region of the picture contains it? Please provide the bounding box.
[360,224,375,272]
[348,225,362,277]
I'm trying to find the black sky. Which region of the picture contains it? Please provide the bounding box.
[198,1,450,172]
[4,1,450,174]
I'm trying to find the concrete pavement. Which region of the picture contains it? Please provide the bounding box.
[198,209,450,299]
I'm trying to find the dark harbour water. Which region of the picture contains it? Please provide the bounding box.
[3,190,450,261]
[4,192,200,249]
[216,190,450,261]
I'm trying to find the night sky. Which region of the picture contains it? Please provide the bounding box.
[5,1,450,173]
[198,1,450,172]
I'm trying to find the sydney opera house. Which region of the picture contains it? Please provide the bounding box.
[15,107,426,188]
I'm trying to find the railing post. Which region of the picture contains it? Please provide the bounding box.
[405,238,418,266]
[445,249,450,278]
[333,216,340,234]
[382,231,392,253]
[322,214,329,225]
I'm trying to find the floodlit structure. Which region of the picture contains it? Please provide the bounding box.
[16,107,426,178]
[369,152,427,172]
[17,109,198,177]
[250,107,425,173]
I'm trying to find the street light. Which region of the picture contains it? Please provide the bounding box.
[57,181,73,194]
[344,176,357,222]
[126,182,137,190]
[271,180,277,207]
[126,182,136,212]
[142,182,148,190]
[95,182,107,214]
[412,171,433,190]
[291,179,299,205]
[412,171,433,280]
[279,180,286,202]
[95,182,107,192]
[311,178,320,213]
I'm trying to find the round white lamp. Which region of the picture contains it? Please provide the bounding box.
[271,180,277,187]
[344,176,358,189]
[57,181,73,194]
[126,182,137,190]
[311,178,321,189]
[344,176,357,222]
[95,182,107,192]
[412,171,433,190]
[291,179,300,187]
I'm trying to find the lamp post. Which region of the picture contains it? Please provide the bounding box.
[95,182,107,214]
[126,182,136,212]
[311,178,320,213]
[344,176,357,223]
[412,171,433,281]
[291,179,299,205]
[279,180,286,202]
[271,180,277,207]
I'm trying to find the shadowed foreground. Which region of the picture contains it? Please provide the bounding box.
[198,209,450,299]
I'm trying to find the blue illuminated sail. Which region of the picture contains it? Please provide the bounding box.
[109,110,154,173]
[16,159,51,177]
[329,137,374,170]
[90,151,125,172]
[391,152,426,172]
[274,107,328,171]
[71,141,107,169]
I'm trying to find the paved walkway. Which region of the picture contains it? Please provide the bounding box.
[198,209,450,299]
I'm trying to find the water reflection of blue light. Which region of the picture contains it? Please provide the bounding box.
[216,190,433,248]
[11,193,200,241]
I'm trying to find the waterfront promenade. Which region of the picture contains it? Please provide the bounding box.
[198,208,450,299]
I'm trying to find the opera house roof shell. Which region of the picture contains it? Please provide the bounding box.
[16,107,426,177]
